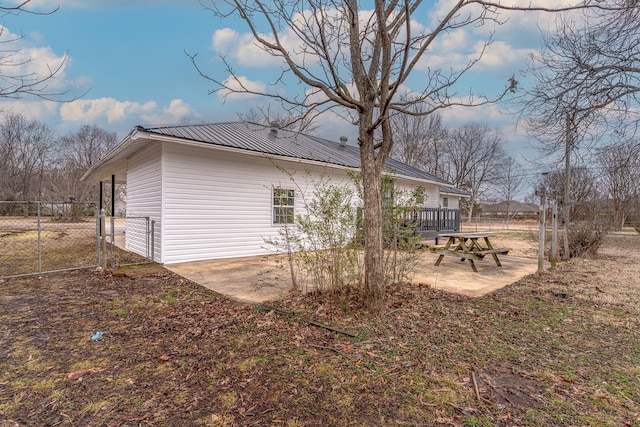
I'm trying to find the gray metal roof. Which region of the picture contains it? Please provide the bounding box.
[141,122,451,185]
[439,185,471,197]
[83,121,461,190]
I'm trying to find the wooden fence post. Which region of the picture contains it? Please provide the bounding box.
[536,191,546,272]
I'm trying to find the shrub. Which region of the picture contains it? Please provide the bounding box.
[265,171,425,303]
[265,175,363,294]
[560,217,610,259]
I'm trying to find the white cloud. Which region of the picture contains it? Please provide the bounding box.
[59,97,201,127]
[0,100,58,121]
[419,0,585,74]
[312,109,358,142]
[0,25,89,100]
[141,99,201,124]
[0,25,71,90]
[441,101,517,127]
[474,41,533,70]
[60,98,157,123]
[212,28,284,68]
[211,7,391,70]
[218,76,267,101]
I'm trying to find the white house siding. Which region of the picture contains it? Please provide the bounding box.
[125,144,162,262]
[161,143,354,264]
[440,195,460,209]
[394,179,440,208]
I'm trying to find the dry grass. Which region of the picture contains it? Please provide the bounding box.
[0,217,147,276]
[0,233,639,426]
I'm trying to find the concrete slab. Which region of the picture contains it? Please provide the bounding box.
[167,251,544,304]
[167,255,295,303]
[412,253,541,297]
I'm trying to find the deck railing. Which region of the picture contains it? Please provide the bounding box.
[403,207,461,232]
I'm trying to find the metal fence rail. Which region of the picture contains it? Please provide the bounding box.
[1,201,154,278]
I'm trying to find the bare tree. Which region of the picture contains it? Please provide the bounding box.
[596,141,640,230]
[518,3,639,256]
[191,1,610,311]
[443,122,505,221]
[537,167,600,221]
[390,108,447,177]
[0,1,69,100]
[239,106,319,134]
[491,156,527,223]
[47,125,119,203]
[522,0,640,139]
[0,112,53,201]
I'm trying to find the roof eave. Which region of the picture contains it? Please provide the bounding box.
[82,126,452,187]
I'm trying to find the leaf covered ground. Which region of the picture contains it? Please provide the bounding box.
[1,233,639,426]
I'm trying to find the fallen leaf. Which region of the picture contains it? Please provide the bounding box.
[157,355,170,362]
[67,368,97,380]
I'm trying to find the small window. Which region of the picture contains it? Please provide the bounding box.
[442,197,449,208]
[273,188,295,224]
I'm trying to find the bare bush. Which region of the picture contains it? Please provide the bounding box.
[561,219,610,259]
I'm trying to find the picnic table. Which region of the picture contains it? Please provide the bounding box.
[432,232,510,272]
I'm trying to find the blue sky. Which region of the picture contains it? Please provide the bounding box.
[0,0,574,163]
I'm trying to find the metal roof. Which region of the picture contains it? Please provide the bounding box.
[439,186,471,197]
[82,121,457,188]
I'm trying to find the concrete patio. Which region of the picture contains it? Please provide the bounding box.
[166,251,543,304]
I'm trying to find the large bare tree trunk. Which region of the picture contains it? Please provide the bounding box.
[562,118,571,260]
[467,195,475,223]
[361,160,384,312]
[359,124,385,312]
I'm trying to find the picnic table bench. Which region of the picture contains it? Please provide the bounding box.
[433,232,510,272]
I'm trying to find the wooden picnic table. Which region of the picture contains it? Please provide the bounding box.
[432,232,510,272]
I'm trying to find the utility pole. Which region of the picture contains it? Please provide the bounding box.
[562,115,572,260]
[536,189,546,272]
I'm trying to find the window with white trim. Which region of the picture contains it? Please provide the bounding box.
[442,197,449,208]
[273,187,295,224]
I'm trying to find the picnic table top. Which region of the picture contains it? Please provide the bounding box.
[438,232,494,238]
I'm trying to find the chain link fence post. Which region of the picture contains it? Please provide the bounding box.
[100,208,107,270]
[36,202,42,274]
[110,215,115,268]
[96,205,101,267]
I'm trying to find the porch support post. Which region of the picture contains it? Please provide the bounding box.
[110,175,116,268]
[111,175,115,215]
[99,182,103,236]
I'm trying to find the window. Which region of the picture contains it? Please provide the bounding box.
[273,188,295,224]
[442,197,449,208]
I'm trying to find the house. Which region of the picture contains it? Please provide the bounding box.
[439,186,470,209]
[480,200,539,219]
[82,122,465,264]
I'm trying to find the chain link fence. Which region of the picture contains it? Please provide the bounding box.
[1,201,153,278]
[104,214,155,267]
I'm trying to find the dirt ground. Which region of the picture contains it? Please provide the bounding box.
[1,232,639,426]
